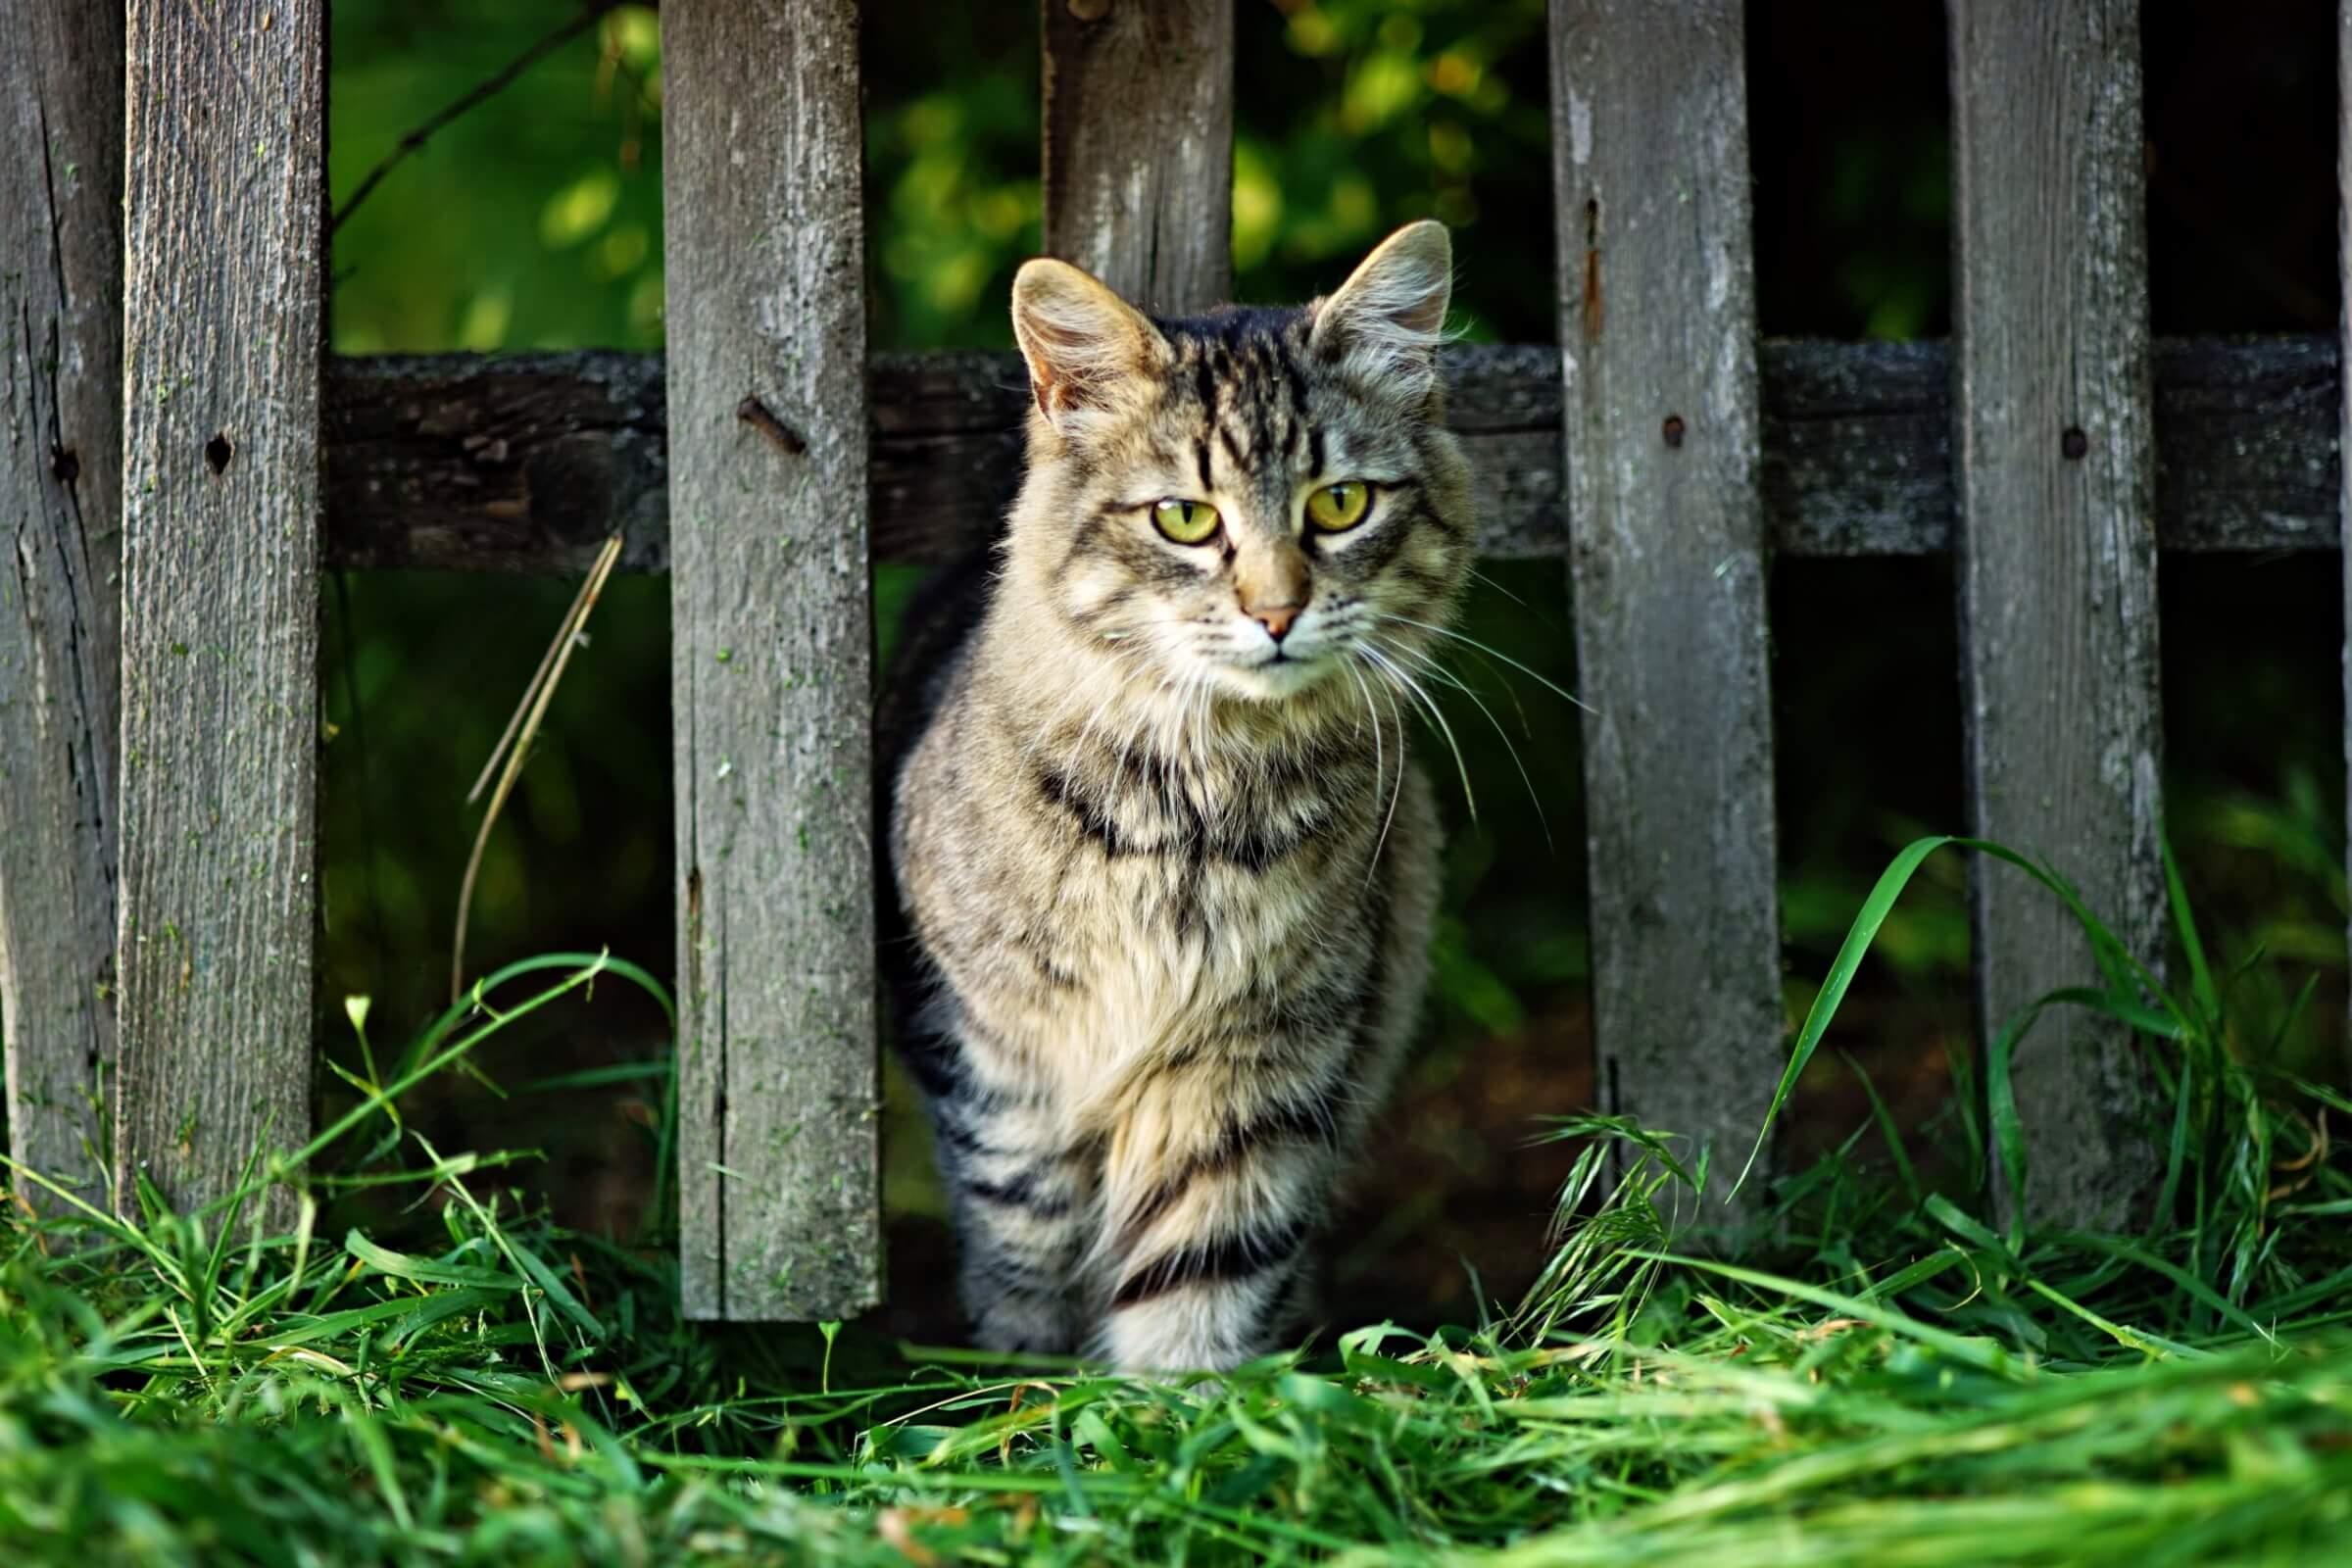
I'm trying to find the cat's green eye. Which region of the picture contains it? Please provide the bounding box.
[1305,481,1373,533]
[1152,498,1221,545]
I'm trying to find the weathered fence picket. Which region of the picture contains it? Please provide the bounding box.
[2,0,2343,1319]
[662,0,881,1320]
[0,0,125,1204]
[1547,0,1786,1207]
[1950,0,2164,1225]
[113,0,327,1216]
[1041,0,1234,314]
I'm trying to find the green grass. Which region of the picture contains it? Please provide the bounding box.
[4,846,2349,1566]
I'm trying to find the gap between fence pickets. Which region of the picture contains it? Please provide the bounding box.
[319,335,2341,576]
[2341,0,2352,1093]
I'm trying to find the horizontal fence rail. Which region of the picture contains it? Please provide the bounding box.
[322,337,2342,577]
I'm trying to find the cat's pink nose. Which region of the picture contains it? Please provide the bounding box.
[1248,603,1299,642]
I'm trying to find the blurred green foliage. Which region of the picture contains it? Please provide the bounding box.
[312,0,2347,1283]
[332,5,664,353]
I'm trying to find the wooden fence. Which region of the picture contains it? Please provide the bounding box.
[1,0,2344,1320]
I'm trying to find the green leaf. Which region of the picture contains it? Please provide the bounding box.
[345,1231,521,1289]
[2163,835,2221,1033]
[501,1235,605,1341]
[1737,835,1958,1196]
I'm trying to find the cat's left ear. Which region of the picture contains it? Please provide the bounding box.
[1308,220,1452,399]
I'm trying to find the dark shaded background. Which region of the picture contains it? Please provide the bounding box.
[315,0,2345,1340]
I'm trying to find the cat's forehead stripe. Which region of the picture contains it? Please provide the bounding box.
[1156,310,1326,492]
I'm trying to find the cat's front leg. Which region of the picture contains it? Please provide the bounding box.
[907,1021,1097,1355]
[1089,1053,1344,1373]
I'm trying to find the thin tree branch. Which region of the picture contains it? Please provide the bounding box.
[331,3,627,235]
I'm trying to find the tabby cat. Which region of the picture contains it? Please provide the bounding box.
[878,220,1473,1373]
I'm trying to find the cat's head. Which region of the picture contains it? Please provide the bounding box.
[1004,220,1473,709]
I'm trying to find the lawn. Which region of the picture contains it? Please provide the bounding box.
[4,842,2348,1566]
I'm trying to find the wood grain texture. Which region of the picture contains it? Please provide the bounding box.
[1041,0,1234,313]
[116,0,324,1214]
[1951,0,2163,1226]
[1548,1,1785,1206]
[662,0,880,1321]
[2147,337,2339,553]
[322,351,668,574]
[0,0,125,1204]
[318,336,2343,575]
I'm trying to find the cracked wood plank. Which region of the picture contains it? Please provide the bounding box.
[1041,0,1234,314]
[0,0,124,1207]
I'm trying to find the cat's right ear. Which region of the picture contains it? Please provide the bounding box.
[1011,259,1168,430]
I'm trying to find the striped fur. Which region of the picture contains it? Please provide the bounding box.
[880,222,1472,1372]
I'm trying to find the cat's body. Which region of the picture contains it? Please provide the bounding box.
[880,223,1471,1372]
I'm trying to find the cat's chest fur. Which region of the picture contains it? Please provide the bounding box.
[897,693,1385,1101]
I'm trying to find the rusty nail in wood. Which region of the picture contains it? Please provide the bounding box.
[1068,0,1110,19]
[1662,415,1686,449]
[2061,426,2087,461]
[737,396,807,456]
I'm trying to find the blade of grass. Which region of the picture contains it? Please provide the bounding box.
[452,532,624,1002]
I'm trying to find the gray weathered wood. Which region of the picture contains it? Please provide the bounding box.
[323,351,669,575]
[1041,0,1234,313]
[115,0,325,1215]
[0,0,124,1204]
[1549,1,1785,1208]
[319,336,2343,576]
[663,0,880,1321]
[1951,0,2163,1227]
[2144,337,2340,554]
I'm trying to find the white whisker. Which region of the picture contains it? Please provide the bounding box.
[1343,661,1385,853]
[1466,564,1528,607]
[1378,614,1593,714]
[1360,655,1411,876]
[1375,633,1551,853]
[1360,642,1477,827]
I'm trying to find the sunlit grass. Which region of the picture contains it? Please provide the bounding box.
[4,844,2349,1564]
